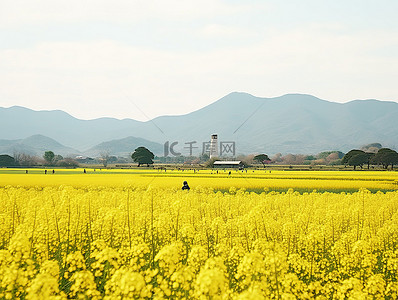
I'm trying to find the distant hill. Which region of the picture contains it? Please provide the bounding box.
[86,136,163,157]
[0,106,144,151]
[1,93,398,156]
[0,134,79,157]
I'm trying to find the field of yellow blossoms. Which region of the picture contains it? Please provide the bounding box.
[1,168,398,299]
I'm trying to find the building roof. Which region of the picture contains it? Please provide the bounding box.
[213,161,242,165]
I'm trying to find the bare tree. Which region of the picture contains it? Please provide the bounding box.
[13,151,38,167]
[271,153,282,163]
[99,151,110,167]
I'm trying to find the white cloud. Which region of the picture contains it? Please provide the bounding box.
[199,24,257,39]
[1,13,397,121]
[0,0,251,28]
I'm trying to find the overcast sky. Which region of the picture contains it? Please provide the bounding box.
[1,0,398,121]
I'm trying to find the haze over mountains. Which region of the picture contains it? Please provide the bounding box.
[1,92,398,157]
[0,134,79,157]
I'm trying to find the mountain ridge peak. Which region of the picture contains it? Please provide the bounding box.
[1,92,398,155]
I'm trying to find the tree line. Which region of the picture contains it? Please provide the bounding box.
[250,148,398,170]
[1,146,398,170]
[342,148,398,170]
[0,151,79,168]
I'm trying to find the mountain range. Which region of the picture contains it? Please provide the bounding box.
[0,134,79,157]
[1,92,398,157]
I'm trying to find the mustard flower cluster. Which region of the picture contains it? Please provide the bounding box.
[1,185,398,298]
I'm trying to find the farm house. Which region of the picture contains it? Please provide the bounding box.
[213,160,244,169]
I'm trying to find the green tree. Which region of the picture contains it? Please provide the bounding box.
[343,150,374,169]
[43,151,55,165]
[372,148,398,169]
[0,154,16,167]
[131,147,154,167]
[347,153,368,170]
[342,150,364,165]
[364,152,375,169]
[253,154,271,168]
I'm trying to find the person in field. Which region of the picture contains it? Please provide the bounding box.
[182,181,190,190]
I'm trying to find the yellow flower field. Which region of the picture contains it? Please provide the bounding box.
[1,169,398,298]
[1,168,398,192]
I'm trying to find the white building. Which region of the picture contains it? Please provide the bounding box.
[213,160,244,169]
[209,134,218,158]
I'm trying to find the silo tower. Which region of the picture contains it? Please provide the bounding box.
[210,134,218,158]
